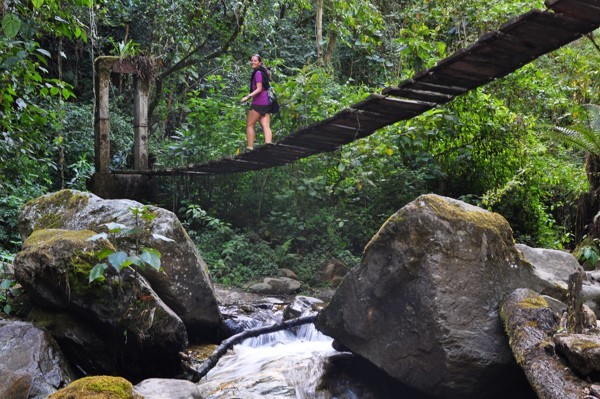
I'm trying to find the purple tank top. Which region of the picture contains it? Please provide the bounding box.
[251,70,269,106]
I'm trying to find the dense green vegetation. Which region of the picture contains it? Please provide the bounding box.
[1,0,599,287]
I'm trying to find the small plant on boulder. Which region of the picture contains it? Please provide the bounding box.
[86,206,173,283]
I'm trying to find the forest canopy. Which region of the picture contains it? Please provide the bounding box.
[1,0,599,285]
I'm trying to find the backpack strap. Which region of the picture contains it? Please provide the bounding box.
[250,67,270,92]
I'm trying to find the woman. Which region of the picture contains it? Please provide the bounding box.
[240,54,272,150]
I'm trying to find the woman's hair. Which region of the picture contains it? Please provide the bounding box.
[251,54,271,79]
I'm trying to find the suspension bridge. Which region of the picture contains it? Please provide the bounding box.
[90,0,600,198]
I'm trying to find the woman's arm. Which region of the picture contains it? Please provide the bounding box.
[242,81,263,103]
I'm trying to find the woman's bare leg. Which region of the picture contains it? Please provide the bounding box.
[246,109,261,148]
[259,114,272,144]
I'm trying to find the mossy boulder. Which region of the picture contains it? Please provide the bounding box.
[13,229,188,380]
[316,194,538,399]
[49,376,141,399]
[19,189,222,341]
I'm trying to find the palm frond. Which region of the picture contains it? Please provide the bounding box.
[550,104,600,155]
[550,126,600,154]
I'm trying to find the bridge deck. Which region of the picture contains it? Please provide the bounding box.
[115,0,600,176]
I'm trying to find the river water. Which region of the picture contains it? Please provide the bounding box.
[193,292,431,399]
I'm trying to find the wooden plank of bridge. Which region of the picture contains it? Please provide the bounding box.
[113,0,600,177]
[547,0,600,23]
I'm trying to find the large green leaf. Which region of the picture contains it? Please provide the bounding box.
[108,251,128,271]
[89,263,108,283]
[103,222,128,233]
[87,232,108,242]
[2,14,21,38]
[140,248,161,270]
[0,279,14,289]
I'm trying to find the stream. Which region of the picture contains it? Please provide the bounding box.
[191,290,431,399]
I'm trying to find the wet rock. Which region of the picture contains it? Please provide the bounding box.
[0,320,74,399]
[248,277,301,295]
[13,229,188,380]
[502,288,588,399]
[283,295,324,320]
[26,307,117,375]
[317,194,538,399]
[322,258,348,287]
[49,376,140,399]
[277,268,297,279]
[134,378,204,399]
[555,334,600,377]
[18,189,222,340]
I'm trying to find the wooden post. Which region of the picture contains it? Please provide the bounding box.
[566,270,585,334]
[133,75,150,170]
[94,59,113,173]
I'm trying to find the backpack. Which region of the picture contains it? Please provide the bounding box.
[268,86,279,114]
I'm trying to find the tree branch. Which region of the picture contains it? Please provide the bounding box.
[586,32,600,54]
[181,314,318,382]
[148,0,250,122]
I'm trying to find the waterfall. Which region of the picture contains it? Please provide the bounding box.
[196,319,339,399]
[194,291,427,398]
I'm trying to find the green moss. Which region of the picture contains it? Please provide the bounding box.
[28,190,90,232]
[69,251,99,295]
[24,229,96,249]
[22,229,114,295]
[36,213,64,230]
[572,339,600,351]
[517,295,548,310]
[49,376,140,399]
[424,194,509,236]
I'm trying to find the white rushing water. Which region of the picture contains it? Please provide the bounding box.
[196,322,341,399]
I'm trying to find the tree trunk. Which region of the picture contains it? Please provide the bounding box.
[576,153,600,241]
[325,30,336,65]
[316,0,324,63]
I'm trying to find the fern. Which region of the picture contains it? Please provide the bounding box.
[551,104,600,155]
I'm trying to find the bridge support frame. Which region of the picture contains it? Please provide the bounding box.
[89,56,156,201]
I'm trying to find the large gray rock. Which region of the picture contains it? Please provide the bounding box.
[13,229,188,380]
[18,189,222,340]
[554,333,600,377]
[0,320,74,399]
[516,244,600,317]
[316,194,537,399]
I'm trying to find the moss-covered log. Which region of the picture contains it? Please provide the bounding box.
[501,288,590,399]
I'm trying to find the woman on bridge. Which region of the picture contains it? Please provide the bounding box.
[240,54,272,151]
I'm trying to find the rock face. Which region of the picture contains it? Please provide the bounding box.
[516,244,600,318]
[316,194,537,399]
[13,229,188,379]
[18,189,222,340]
[0,320,74,399]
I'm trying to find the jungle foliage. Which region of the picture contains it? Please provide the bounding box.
[1,0,598,287]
